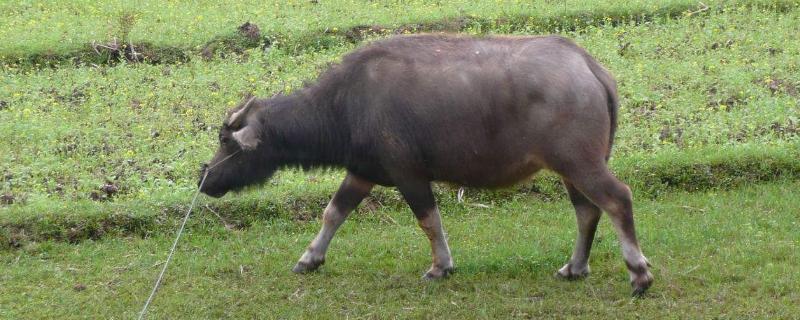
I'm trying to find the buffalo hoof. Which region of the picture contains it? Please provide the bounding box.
[555,263,590,280]
[292,259,324,274]
[422,266,455,280]
[631,271,654,297]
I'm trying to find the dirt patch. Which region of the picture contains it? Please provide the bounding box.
[66,223,106,243]
[1,193,14,205]
[357,195,382,214]
[756,120,800,139]
[89,191,103,201]
[708,39,735,50]
[770,121,800,138]
[659,125,684,146]
[129,99,142,110]
[330,16,475,43]
[192,116,213,132]
[0,100,7,111]
[89,183,119,202]
[102,183,119,197]
[707,95,746,111]
[91,40,188,64]
[766,47,783,55]
[325,1,775,46]
[1,209,160,249]
[44,86,87,107]
[90,38,142,62]
[760,78,799,97]
[287,197,328,221]
[707,85,747,112]
[202,204,248,230]
[52,181,65,196]
[201,22,269,60]
[629,100,658,119]
[3,226,31,248]
[339,25,389,42]
[238,22,261,41]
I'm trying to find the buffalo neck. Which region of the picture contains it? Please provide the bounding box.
[263,91,349,170]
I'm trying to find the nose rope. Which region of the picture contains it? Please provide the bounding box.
[207,149,242,171]
[138,149,242,320]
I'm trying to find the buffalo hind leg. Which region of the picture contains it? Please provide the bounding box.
[556,180,602,280]
[566,166,653,296]
[396,180,454,279]
[292,173,374,273]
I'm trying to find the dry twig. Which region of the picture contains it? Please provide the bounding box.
[686,2,709,16]
[205,205,235,230]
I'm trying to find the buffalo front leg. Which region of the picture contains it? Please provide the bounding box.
[396,180,454,279]
[292,173,374,273]
[556,180,602,280]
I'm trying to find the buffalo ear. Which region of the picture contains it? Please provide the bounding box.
[227,96,257,128]
[232,125,260,150]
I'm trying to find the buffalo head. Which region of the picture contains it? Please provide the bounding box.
[199,96,277,197]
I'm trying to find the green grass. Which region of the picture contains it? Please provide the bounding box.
[2,4,798,246]
[0,1,756,56]
[2,0,796,66]
[1,0,800,317]
[1,181,798,318]
[4,142,800,248]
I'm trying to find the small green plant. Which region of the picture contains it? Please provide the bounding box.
[117,10,139,44]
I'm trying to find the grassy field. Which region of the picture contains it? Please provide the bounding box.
[1,0,790,62]
[1,0,799,318]
[2,181,798,318]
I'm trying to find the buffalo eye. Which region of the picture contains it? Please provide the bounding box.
[219,134,230,144]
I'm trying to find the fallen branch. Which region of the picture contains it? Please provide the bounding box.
[380,213,398,225]
[686,2,709,16]
[205,205,235,230]
[128,40,141,62]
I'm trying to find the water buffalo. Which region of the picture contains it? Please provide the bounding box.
[200,34,653,295]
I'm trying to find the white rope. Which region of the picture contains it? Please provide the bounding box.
[138,150,240,320]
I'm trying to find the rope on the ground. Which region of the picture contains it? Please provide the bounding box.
[138,150,240,320]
